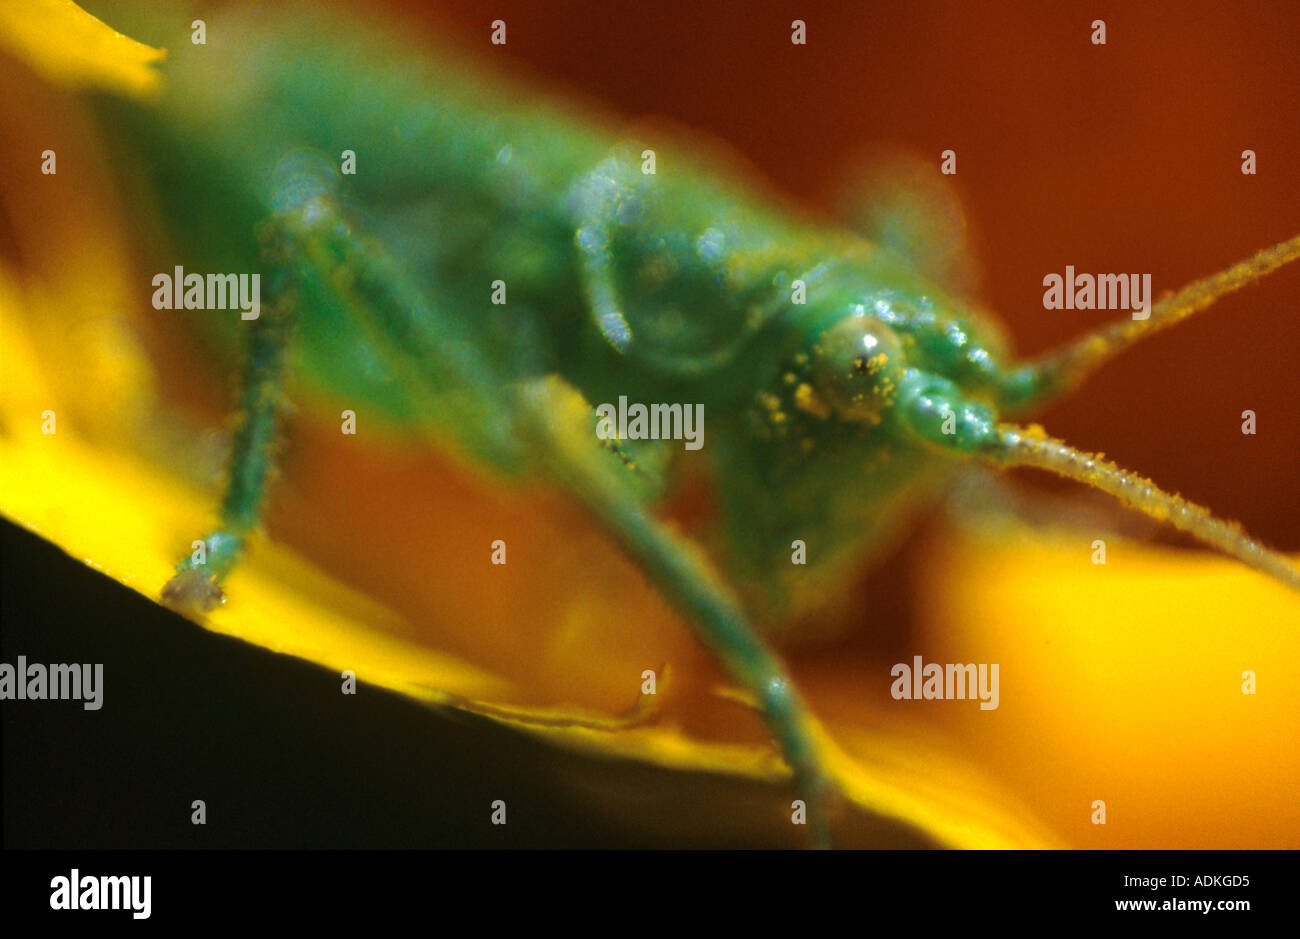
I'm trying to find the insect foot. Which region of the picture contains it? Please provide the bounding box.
[161,569,226,615]
[162,531,242,614]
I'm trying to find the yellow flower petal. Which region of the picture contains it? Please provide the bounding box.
[919,519,1300,848]
[0,0,163,97]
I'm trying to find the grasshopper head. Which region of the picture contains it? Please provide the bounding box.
[796,287,1006,456]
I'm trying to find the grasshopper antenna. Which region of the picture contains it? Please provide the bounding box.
[989,424,1300,592]
[1002,234,1300,409]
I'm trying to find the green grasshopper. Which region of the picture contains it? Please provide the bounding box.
[90,3,1299,846]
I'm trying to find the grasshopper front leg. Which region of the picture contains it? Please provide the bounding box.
[162,175,520,613]
[161,263,295,613]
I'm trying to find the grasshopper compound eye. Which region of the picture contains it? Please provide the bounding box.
[811,317,905,424]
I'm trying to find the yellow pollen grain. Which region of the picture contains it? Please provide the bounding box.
[794,382,830,419]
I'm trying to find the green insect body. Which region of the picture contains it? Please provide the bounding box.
[94,5,1300,845]
[117,10,1014,624]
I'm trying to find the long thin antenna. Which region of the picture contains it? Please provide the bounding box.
[1006,234,1300,407]
[989,424,1300,591]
